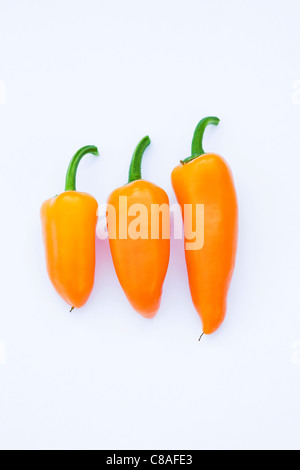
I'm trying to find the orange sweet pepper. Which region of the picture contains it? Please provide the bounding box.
[107,137,170,318]
[171,117,238,336]
[41,146,99,310]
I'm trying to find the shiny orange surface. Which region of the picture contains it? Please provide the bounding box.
[107,180,170,318]
[172,153,238,334]
[41,191,98,308]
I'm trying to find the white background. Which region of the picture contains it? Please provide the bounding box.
[0,0,300,451]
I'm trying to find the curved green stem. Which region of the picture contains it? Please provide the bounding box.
[181,116,220,165]
[128,136,151,183]
[65,145,99,191]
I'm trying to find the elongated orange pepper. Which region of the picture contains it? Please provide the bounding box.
[41,146,99,310]
[171,117,238,335]
[107,137,170,318]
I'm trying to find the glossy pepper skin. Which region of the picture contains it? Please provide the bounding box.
[107,137,170,318]
[171,117,238,335]
[41,146,99,310]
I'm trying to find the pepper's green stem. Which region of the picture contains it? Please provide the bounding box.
[65,145,99,191]
[181,116,220,165]
[128,136,151,183]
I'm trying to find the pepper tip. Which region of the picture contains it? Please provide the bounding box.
[198,332,205,342]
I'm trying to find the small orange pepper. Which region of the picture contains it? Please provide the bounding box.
[171,118,238,335]
[41,146,99,310]
[107,137,170,318]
